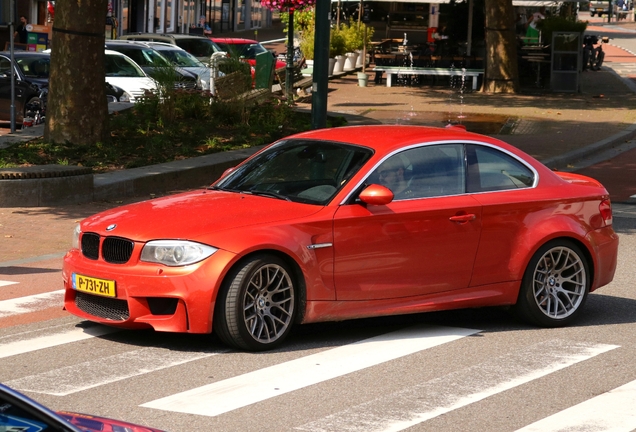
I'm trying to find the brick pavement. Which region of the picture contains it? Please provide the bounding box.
[2,22,636,262]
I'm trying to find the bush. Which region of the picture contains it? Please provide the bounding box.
[537,16,587,46]
[0,89,347,172]
[299,26,315,60]
[341,19,364,52]
[330,26,347,57]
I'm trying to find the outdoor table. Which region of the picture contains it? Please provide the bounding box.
[372,66,484,89]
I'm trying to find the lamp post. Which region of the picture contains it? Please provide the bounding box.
[10,0,16,133]
[261,0,315,101]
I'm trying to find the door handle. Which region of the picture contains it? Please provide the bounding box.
[449,214,476,223]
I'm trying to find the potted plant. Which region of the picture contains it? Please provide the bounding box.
[343,21,360,71]
[299,26,315,67]
[330,26,347,75]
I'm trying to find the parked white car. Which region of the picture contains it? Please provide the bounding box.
[104,49,158,103]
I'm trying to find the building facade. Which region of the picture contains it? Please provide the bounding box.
[0,0,274,45]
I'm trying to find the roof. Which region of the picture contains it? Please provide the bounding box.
[123,33,212,40]
[288,125,496,153]
[211,38,258,44]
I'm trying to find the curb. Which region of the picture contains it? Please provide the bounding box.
[92,145,265,202]
[541,122,636,169]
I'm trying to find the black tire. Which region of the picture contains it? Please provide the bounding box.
[21,97,42,125]
[513,240,590,327]
[214,254,297,351]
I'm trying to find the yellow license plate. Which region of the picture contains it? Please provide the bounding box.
[72,273,116,298]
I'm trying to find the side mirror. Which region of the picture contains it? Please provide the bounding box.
[219,166,236,179]
[358,184,394,206]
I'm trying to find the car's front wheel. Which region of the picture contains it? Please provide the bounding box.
[514,240,590,327]
[214,254,296,351]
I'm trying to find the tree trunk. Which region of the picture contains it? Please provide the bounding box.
[483,0,519,93]
[44,0,109,145]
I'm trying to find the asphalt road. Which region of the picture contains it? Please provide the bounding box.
[0,209,635,432]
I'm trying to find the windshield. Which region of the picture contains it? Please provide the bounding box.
[215,42,268,59]
[105,54,147,77]
[175,39,222,58]
[158,49,206,67]
[109,46,172,67]
[16,56,50,78]
[215,139,373,205]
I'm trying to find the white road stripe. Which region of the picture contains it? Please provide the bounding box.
[6,347,218,396]
[141,324,480,417]
[0,290,64,318]
[515,379,636,432]
[295,340,619,432]
[0,280,19,287]
[0,324,118,359]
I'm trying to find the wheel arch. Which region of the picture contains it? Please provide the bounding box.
[215,248,308,324]
[514,235,595,303]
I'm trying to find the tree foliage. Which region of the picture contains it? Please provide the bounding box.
[44,0,109,145]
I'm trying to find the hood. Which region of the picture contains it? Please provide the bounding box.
[59,411,164,432]
[180,66,211,89]
[142,66,197,81]
[80,189,323,246]
[105,76,157,101]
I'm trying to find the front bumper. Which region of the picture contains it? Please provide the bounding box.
[62,248,237,333]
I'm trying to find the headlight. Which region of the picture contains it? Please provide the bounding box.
[119,92,132,103]
[141,240,217,267]
[197,76,209,90]
[72,224,81,250]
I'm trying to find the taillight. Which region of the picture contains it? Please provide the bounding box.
[599,199,613,226]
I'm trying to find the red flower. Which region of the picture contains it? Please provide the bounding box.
[261,0,315,11]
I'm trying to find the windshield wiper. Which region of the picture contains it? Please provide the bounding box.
[245,190,292,201]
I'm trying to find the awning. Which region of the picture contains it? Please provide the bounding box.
[332,0,582,3]
[331,0,451,3]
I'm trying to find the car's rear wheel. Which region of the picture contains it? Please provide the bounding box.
[514,240,590,327]
[214,254,296,351]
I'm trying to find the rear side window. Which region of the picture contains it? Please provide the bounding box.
[466,144,535,193]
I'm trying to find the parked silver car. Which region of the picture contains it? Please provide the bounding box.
[138,41,213,91]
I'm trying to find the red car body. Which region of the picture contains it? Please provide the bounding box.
[62,125,618,351]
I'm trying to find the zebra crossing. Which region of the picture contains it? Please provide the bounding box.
[2,278,636,431]
[607,62,636,76]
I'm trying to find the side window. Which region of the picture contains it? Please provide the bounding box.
[0,57,11,76]
[371,144,465,200]
[466,144,535,193]
[0,395,53,431]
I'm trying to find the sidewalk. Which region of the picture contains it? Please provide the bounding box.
[2,23,636,199]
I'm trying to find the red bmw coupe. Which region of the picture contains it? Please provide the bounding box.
[62,125,619,351]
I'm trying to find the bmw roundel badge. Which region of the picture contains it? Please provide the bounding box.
[106,224,117,231]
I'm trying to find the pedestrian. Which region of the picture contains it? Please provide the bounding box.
[516,8,528,35]
[198,15,212,35]
[14,15,28,44]
[525,7,545,44]
[376,157,413,199]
